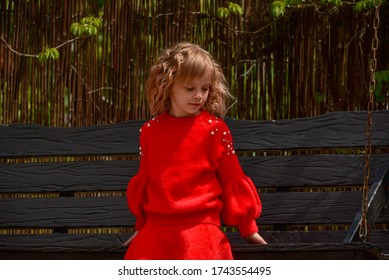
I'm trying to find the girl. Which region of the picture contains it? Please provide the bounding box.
[124,42,266,260]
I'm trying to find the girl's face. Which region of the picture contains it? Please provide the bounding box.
[169,70,211,117]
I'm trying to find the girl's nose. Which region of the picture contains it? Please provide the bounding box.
[193,91,202,100]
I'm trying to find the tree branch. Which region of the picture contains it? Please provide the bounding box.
[0,36,38,58]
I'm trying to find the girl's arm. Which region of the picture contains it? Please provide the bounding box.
[214,121,266,243]
[245,232,267,244]
[126,123,149,231]
[122,230,139,246]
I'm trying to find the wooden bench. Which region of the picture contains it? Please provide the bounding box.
[0,110,388,260]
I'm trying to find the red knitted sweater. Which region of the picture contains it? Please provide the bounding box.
[127,110,262,237]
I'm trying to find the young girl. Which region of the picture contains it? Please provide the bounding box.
[124,42,266,260]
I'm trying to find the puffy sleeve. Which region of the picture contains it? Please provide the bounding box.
[215,122,262,237]
[126,123,149,231]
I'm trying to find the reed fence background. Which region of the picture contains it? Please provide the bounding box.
[0,0,388,126]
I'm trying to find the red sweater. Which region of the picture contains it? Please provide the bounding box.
[127,110,262,237]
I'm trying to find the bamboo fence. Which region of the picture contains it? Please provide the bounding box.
[0,0,388,126]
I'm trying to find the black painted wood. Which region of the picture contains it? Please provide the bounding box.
[225,110,389,151]
[0,233,386,260]
[0,160,138,193]
[231,243,385,260]
[1,111,389,157]
[1,110,388,260]
[0,191,364,227]
[0,245,384,260]
[344,167,389,242]
[0,197,134,227]
[0,120,144,157]
[1,155,388,193]
[241,154,389,188]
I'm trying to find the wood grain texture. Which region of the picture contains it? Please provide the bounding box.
[241,154,389,188]
[1,111,388,157]
[344,168,389,242]
[0,197,134,227]
[0,110,388,259]
[0,120,144,157]
[0,191,370,227]
[225,110,389,151]
[1,155,388,193]
[0,160,138,193]
[231,243,385,260]
[0,232,386,259]
[0,234,127,253]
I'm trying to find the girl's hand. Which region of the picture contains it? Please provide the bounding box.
[244,232,267,244]
[122,230,139,246]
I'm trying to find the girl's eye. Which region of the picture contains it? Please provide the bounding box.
[185,87,194,91]
[202,88,209,92]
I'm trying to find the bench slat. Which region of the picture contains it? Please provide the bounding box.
[0,192,366,227]
[0,234,127,253]
[1,111,388,157]
[231,243,385,260]
[344,167,388,242]
[226,110,389,151]
[0,160,138,193]
[1,110,388,259]
[0,197,134,227]
[0,231,387,259]
[242,154,389,188]
[0,120,144,157]
[1,155,388,193]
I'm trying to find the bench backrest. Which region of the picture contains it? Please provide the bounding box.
[0,110,388,257]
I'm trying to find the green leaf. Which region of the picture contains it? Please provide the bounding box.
[86,25,98,36]
[354,1,366,11]
[323,0,343,6]
[91,17,103,29]
[228,2,244,16]
[375,70,389,84]
[374,70,389,102]
[38,52,47,63]
[38,47,59,63]
[53,49,60,60]
[50,48,60,60]
[314,92,326,102]
[70,16,102,37]
[272,1,287,18]
[217,7,230,19]
[70,22,83,37]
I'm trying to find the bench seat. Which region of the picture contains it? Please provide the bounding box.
[1,110,388,259]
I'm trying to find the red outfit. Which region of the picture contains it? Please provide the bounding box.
[125,110,262,260]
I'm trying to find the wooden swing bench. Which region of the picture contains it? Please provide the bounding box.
[0,110,388,260]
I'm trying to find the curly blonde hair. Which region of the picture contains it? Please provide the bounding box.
[145,42,233,118]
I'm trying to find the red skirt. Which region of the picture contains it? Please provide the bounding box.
[124,223,233,260]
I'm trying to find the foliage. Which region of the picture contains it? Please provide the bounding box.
[355,0,388,11]
[1,0,388,125]
[217,1,244,18]
[70,16,103,37]
[37,16,102,63]
[271,0,387,17]
[38,47,59,63]
[375,70,389,102]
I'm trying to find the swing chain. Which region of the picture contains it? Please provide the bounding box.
[359,0,380,242]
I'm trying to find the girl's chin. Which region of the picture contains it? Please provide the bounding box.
[169,105,204,117]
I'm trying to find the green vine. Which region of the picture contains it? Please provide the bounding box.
[217,2,244,18]
[271,0,387,18]
[37,15,102,63]
[70,16,103,37]
[375,70,389,102]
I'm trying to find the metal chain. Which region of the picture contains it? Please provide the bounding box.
[359,0,380,242]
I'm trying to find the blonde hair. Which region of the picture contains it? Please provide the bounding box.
[145,42,233,118]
